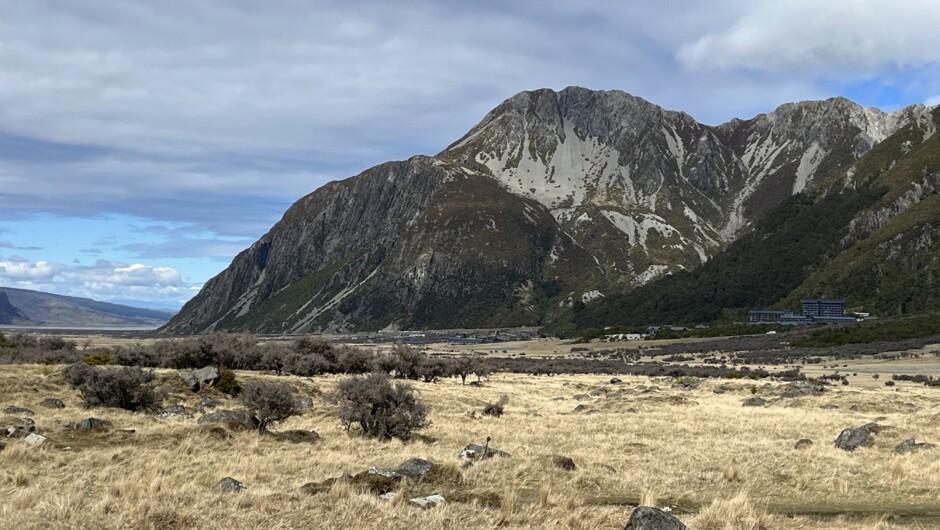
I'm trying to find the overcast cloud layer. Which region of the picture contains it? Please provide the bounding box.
[1,0,939,308]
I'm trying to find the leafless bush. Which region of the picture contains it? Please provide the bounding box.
[332,373,428,440]
[483,395,509,417]
[239,380,297,434]
[66,363,164,411]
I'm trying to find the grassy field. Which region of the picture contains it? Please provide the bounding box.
[3,360,940,529]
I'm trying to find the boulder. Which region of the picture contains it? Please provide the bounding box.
[610,378,623,385]
[197,410,260,431]
[589,388,607,397]
[193,366,220,386]
[712,386,727,394]
[624,506,687,530]
[6,426,29,438]
[178,370,200,392]
[24,433,47,446]
[155,405,192,418]
[742,396,766,407]
[794,439,814,450]
[395,458,435,478]
[367,466,403,479]
[834,427,871,451]
[79,418,113,431]
[275,429,320,444]
[459,443,510,460]
[410,494,445,509]
[551,455,577,471]
[216,477,246,493]
[39,398,65,409]
[895,438,935,455]
[781,381,825,398]
[294,396,314,411]
[4,406,34,415]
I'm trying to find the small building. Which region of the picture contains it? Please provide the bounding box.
[802,299,845,319]
[748,310,788,323]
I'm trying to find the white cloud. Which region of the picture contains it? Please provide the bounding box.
[0,258,194,305]
[677,0,940,73]
[0,260,63,281]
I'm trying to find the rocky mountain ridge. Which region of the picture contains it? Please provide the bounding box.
[163,87,935,334]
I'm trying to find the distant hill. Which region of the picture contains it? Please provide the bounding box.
[0,291,31,325]
[0,287,175,328]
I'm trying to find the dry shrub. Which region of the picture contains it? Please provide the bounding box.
[332,373,428,440]
[689,492,771,530]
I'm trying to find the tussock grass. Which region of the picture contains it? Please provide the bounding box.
[1,363,940,528]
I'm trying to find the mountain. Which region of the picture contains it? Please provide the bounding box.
[570,105,940,332]
[163,87,933,334]
[0,291,31,325]
[0,287,175,328]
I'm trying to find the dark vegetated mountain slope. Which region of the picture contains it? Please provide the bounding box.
[163,87,933,334]
[569,106,939,332]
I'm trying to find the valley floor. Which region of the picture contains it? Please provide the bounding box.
[3,360,940,529]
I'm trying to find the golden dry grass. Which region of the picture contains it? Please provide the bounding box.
[2,364,940,529]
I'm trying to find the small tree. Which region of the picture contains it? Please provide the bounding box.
[483,395,509,417]
[453,355,475,385]
[239,380,297,435]
[332,373,428,440]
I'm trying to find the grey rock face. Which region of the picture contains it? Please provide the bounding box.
[624,506,687,530]
[4,406,34,415]
[197,410,259,431]
[162,87,928,334]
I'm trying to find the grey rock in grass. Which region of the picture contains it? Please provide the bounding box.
[552,455,576,471]
[276,429,320,443]
[460,443,510,460]
[155,405,192,418]
[79,418,113,431]
[178,370,200,392]
[895,438,935,455]
[216,477,246,493]
[794,438,814,450]
[834,427,871,451]
[395,458,435,478]
[410,494,445,509]
[197,410,259,431]
[4,406,34,415]
[624,506,687,530]
[294,396,314,411]
[742,396,766,407]
[39,398,65,409]
[24,433,47,446]
[193,366,220,386]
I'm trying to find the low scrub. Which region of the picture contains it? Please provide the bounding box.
[65,362,164,411]
[332,373,428,440]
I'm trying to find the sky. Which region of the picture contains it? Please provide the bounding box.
[1,0,939,310]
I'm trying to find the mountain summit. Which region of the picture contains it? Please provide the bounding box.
[162,87,935,334]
